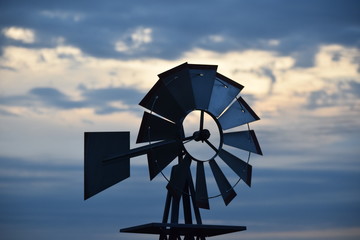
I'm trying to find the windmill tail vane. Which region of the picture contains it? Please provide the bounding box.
[84,62,262,239]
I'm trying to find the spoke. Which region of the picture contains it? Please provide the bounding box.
[183,138,193,144]
[205,139,218,152]
[183,135,195,142]
[200,110,204,131]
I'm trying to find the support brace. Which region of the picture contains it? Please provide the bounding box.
[120,156,246,239]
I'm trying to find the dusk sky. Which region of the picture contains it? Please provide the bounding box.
[1,1,360,240]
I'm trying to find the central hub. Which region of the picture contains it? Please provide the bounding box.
[182,110,222,162]
[193,129,211,142]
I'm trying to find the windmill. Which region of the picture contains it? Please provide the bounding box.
[84,63,262,240]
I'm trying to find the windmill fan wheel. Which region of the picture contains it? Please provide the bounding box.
[136,62,263,209]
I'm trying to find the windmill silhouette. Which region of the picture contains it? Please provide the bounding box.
[84,63,262,239]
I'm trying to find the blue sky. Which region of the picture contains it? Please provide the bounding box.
[0,1,360,239]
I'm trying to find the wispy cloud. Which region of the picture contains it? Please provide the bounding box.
[115,26,153,54]
[0,86,144,115]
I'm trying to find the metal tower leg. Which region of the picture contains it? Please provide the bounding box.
[159,167,205,240]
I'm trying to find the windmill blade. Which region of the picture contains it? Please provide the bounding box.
[195,161,210,209]
[208,73,244,117]
[223,130,263,155]
[147,141,182,180]
[218,96,260,130]
[209,159,237,206]
[166,154,192,198]
[218,149,252,187]
[136,111,179,143]
[157,62,196,113]
[84,132,130,200]
[139,79,186,123]
[188,64,218,110]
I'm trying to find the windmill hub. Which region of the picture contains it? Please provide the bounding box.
[182,110,222,161]
[193,129,211,142]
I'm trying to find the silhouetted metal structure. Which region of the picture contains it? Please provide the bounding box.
[84,63,262,240]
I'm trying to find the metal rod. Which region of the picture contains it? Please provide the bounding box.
[162,191,172,224]
[170,194,180,224]
[182,180,192,224]
[187,172,203,225]
[103,139,177,163]
[204,139,218,153]
[103,136,195,164]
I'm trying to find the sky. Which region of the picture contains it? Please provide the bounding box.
[0,0,360,239]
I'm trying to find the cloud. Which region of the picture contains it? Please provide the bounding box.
[248,67,277,95]
[1,1,359,63]
[30,87,86,109]
[80,85,142,104]
[40,10,84,22]
[79,85,144,114]
[0,42,358,122]
[0,155,80,185]
[115,27,153,54]
[0,108,18,117]
[306,80,360,110]
[2,27,35,44]
[0,65,16,71]
[0,85,144,115]
[348,81,360,97]
[0,87,84,110]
